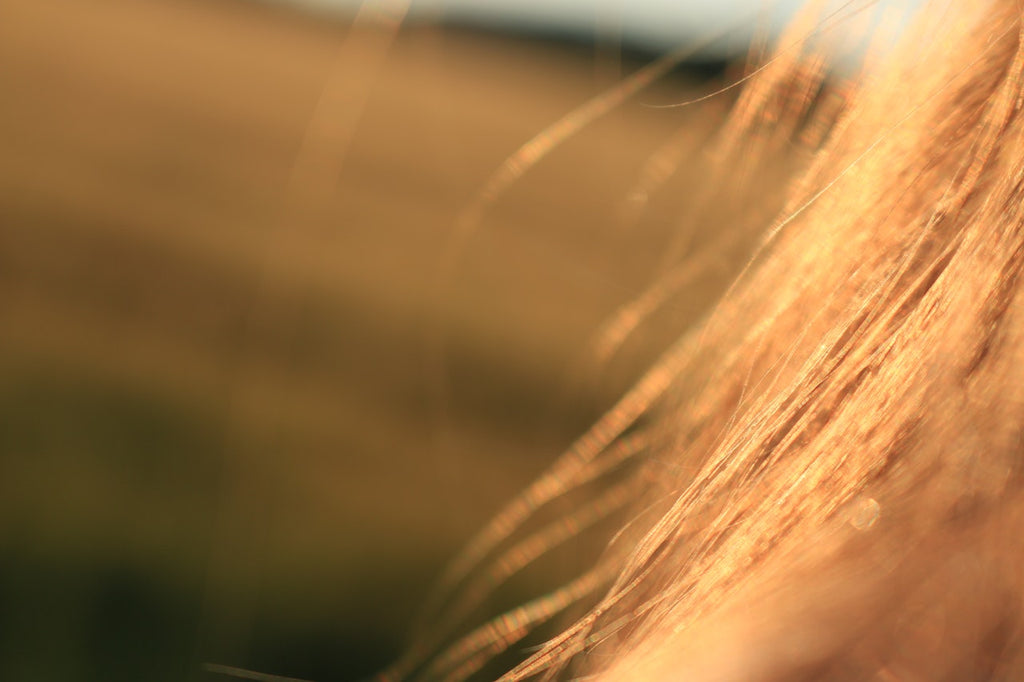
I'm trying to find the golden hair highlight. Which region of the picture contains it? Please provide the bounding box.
[401,1,1024,680]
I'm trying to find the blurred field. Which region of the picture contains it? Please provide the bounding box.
[0,0,743,679]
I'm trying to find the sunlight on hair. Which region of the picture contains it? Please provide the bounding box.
[401,0,1024,680]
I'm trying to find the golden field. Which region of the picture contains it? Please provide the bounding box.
[0,0,749,679]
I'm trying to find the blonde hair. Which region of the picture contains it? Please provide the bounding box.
[385,1,1024,680]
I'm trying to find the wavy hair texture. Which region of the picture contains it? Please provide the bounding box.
[384,1,1024,680]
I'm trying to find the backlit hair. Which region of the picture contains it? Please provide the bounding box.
[388,1,1024,679]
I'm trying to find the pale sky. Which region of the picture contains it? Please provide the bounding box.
[277,0,922,56]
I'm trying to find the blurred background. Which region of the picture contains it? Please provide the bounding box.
[0,0,908,680]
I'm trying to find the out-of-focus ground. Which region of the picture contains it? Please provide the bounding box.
[0,0,739,679]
